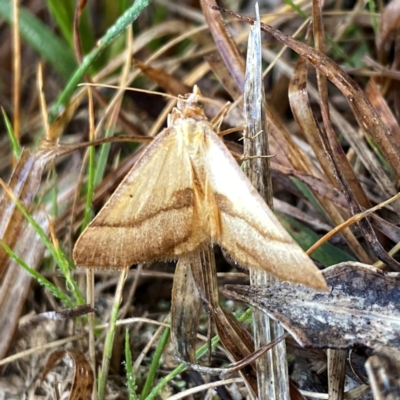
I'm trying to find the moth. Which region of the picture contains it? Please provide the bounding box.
[73,86,327,291]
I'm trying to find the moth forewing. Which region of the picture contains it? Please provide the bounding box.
[73,87,327,291]
[73,126,204,268]
[201,125,327,291]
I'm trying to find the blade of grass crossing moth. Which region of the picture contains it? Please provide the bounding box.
[243,5,289,399]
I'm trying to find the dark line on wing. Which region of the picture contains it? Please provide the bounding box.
[214,192,291,244]
[95,188,194,228]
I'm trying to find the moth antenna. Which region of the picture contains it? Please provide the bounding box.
[78,82,181,101]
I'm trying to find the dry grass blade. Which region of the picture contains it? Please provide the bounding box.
[19,305,94,330]
[221,334,288,378]
[12,0,21,149]
[244,5,289,399]
[0,150,45,278]
[365,79,400,145]
[366,346,400,399]
[200,0,245,91]
[205,53,243,101]
[307,192,400,256]
[73,0,87,64]
[312,0,370,218]
[41,349,94,400]
[288,42,369,263]
[327,349,347,400]
[272,165,347,208]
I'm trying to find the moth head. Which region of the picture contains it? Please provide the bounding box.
[175,85,207,122]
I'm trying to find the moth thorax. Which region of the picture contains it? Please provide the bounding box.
[178,121,206,153]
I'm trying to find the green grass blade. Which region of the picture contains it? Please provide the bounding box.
[140,327,170,400]
[46,0,95,54]
[125,329,139,400]
[81,144,95,230]
[2,108,21,158]
[45,0,74,45]
[50,0,152,120]
[0,241,73,307]
[290,177,330,223]
[144,309,252,400]
[0,180,84,304]
[98,269,128,400]
[0,0,77,80]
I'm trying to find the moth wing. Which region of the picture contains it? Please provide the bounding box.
[203,129,327,290]
[73,128,205,268]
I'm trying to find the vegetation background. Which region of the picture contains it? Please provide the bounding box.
[0,0,398,399]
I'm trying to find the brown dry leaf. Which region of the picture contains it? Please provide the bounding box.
[0,210,48,361]
[288,41,370,264]
[224,261,400,349]
[170,258,202,363]
[366,345,400,400]
[205,53,243,101]
[365,79,400,149]
[42,349,94,400]
[187,246,258,395]
[0,150,46,279]
[134,59,191,96]
[200,0,245,91]
[0,148,56,359]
